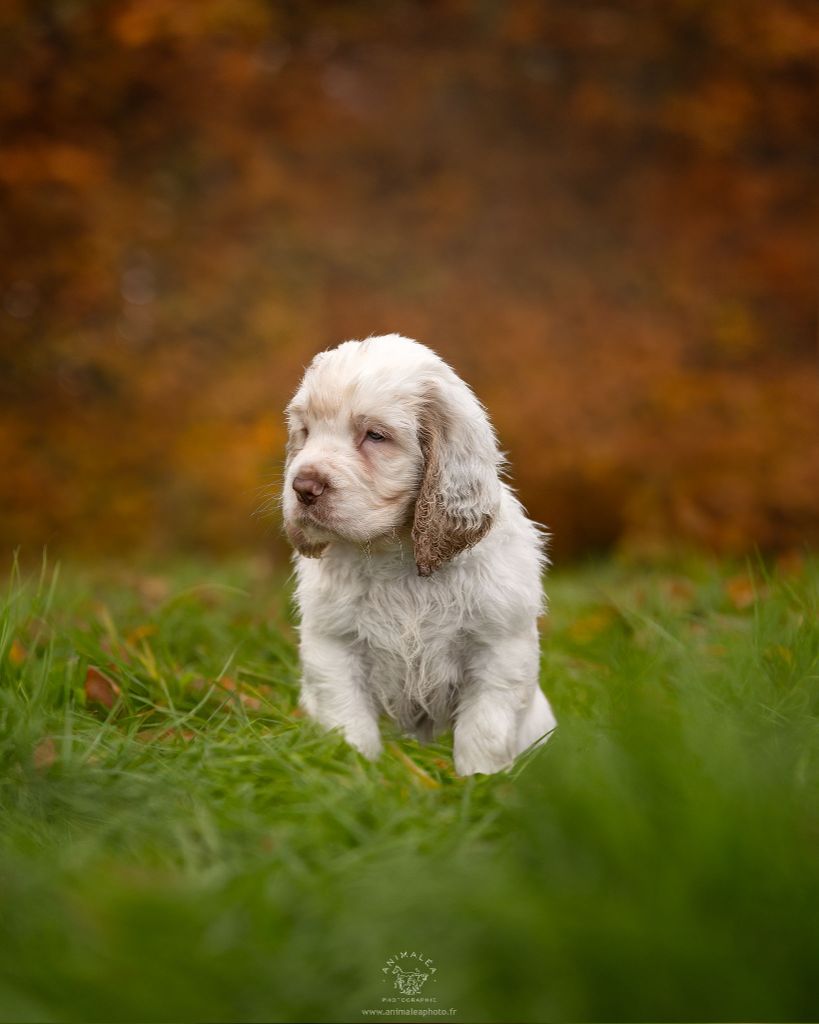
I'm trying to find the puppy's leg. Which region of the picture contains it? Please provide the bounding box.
[516,685,557,753]
[455,629,550,776]
[299,630,382,760]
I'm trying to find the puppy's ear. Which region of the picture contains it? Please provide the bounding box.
[412,375,502,576]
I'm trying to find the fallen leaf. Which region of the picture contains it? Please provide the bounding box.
[725,574,758,610]
[217,676,263,711]
[188,676,268,713]
[84,666,121,709]
[33,736,57,770]
[8,638,27,665]
[137,727,195,744]
[661,577,696,608]
[133,575,170,605]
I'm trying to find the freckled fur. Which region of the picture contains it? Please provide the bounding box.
[281,334,556,775]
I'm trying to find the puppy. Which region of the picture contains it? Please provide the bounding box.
[281,334,556,775]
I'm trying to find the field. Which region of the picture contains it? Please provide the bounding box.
[0,553,817,1023]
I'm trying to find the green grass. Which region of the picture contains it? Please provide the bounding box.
[0,553,817,1023]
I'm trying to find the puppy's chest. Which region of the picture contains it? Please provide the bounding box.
[312,561,471,727]
[324,568,464,663]
[354,576,465,724]
[356,577,458,649]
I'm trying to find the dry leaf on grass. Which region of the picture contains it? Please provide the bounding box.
[33,736,57,770]
[131,575,171,605]
[217,676,264,711]
[189,676,267,712]
[725,574,761,610]
[8,638,27,665]
[84,666,121,709]
[137,727,195,744]
[660,577,696,609]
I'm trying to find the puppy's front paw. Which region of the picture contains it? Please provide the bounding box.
[344,722,383,761]
[453,732,513,777]
[453,702,517,776]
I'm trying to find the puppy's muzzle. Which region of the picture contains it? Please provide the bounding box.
[293,469,327,506]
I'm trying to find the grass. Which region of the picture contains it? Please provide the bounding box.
[0,552,817,1023]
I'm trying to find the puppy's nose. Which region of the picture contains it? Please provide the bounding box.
[293,470,327,505]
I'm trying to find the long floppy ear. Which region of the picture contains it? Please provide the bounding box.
[412,373,503,576]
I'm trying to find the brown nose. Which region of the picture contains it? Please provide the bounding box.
[293,470,327,505]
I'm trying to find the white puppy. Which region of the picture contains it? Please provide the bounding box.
[281,334,556,775]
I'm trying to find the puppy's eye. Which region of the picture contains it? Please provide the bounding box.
[365,430,386,442]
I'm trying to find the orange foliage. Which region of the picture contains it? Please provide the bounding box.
[84,666,122,710]
[0,0,816,561]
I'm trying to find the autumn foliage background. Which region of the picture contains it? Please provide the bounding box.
[1,0,817,564]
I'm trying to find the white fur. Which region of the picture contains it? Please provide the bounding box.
[281,334,556,775]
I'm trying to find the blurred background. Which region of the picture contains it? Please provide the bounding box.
[1,0,816,564]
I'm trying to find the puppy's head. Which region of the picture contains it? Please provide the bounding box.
[282,334,502,574]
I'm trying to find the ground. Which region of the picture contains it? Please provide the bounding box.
[0,553,817,1022]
